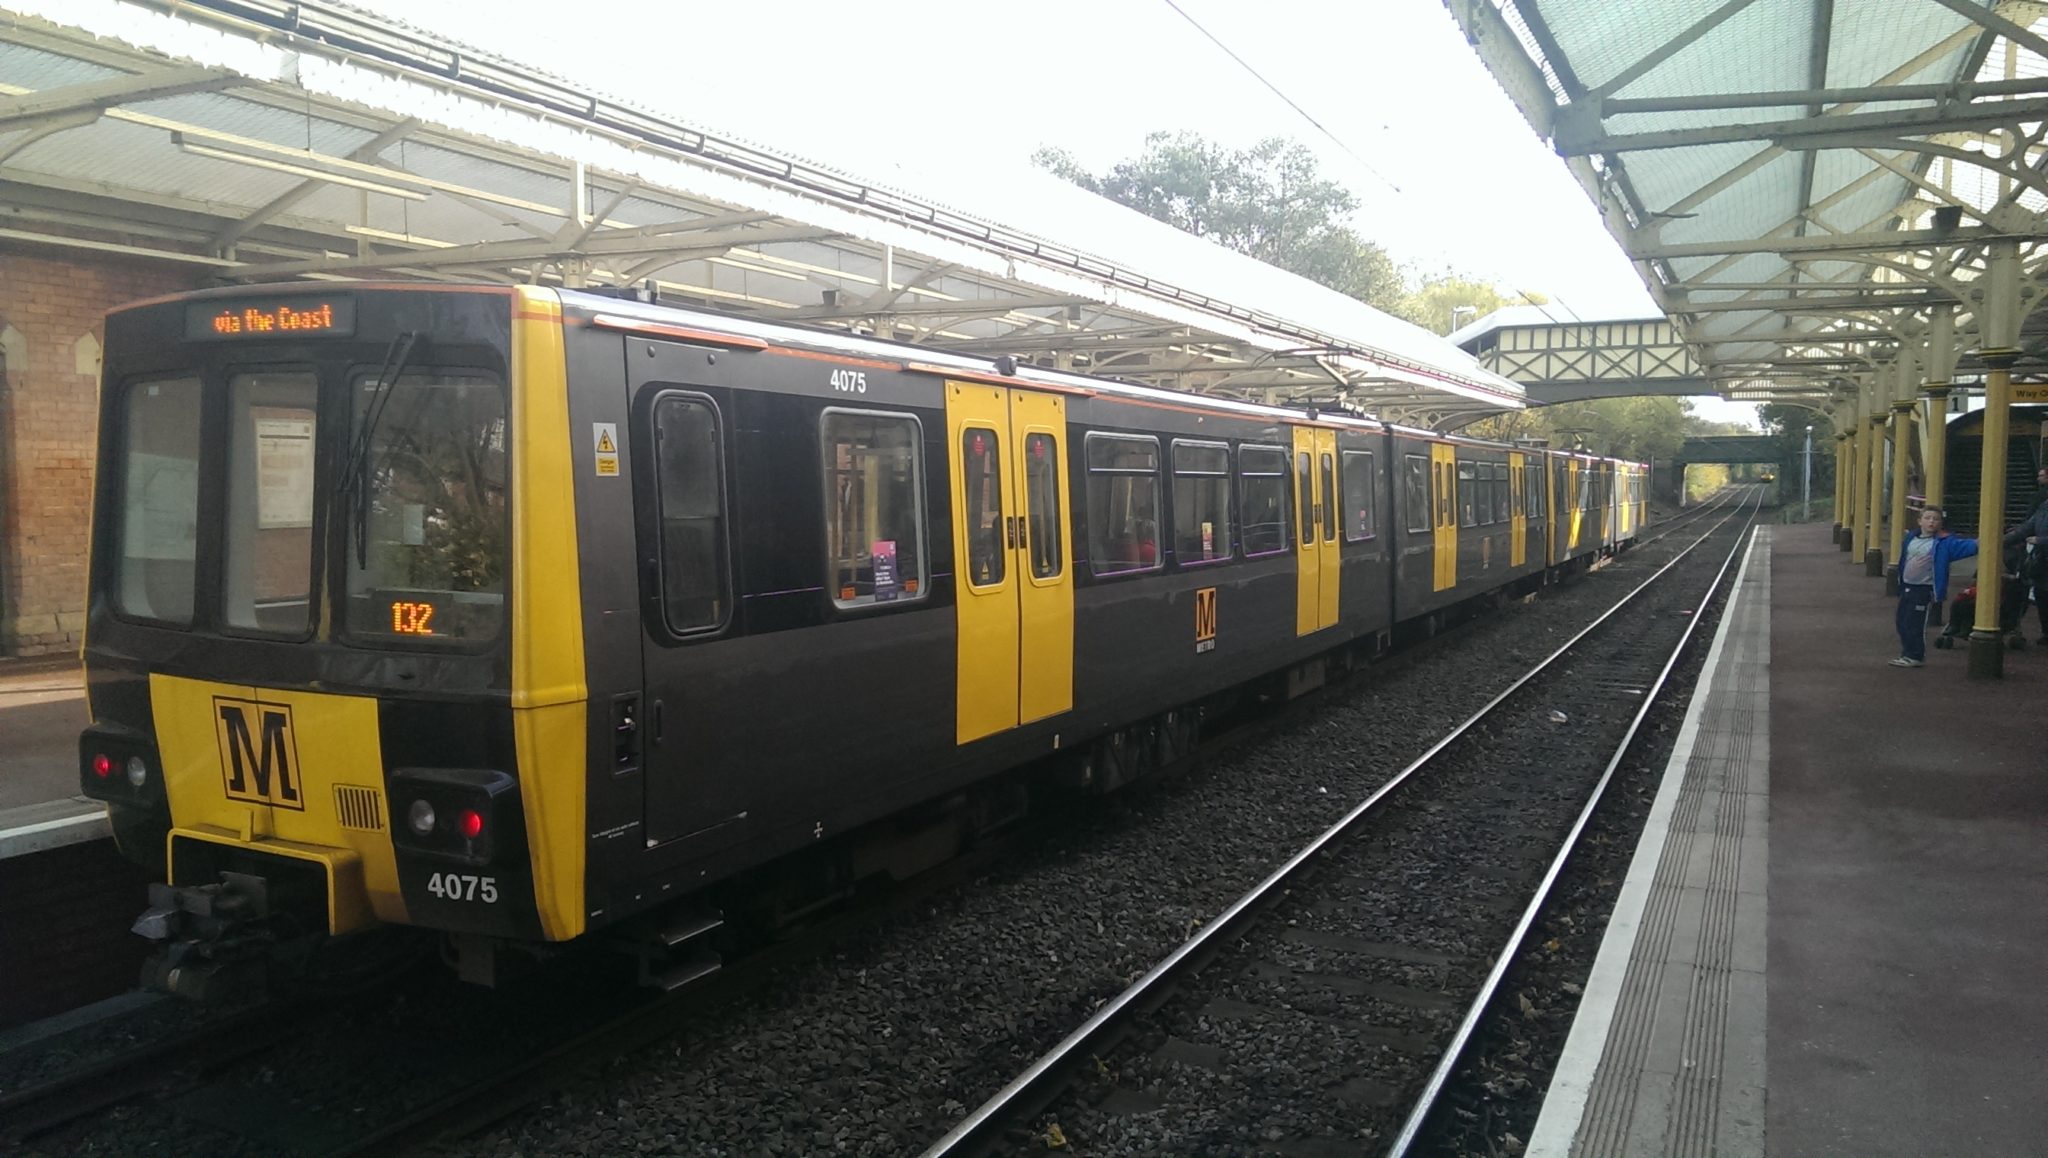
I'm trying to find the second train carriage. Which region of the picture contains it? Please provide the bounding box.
[79,283,1647,990]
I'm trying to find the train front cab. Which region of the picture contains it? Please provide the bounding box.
[79,284,585,994]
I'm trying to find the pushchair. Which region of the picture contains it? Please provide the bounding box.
[1934,542,2030,649]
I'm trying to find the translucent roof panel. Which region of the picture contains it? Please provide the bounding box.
[1450,0,2048,401]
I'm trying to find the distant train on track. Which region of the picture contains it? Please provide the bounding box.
[80,284,1647,994]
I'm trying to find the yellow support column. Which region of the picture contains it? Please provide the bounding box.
[1922,306,1956,515]
[1886,400,1915,593]
[1969,242,2025,679]
[1847,397,1867,560]
[1843,428,1859,549]
[1864,412,1886,577]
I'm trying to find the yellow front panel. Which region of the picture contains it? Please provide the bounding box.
[1509,451,1527,568]
[948,380,1020,743]
[1010,389,1073,725]
[510,287,588,941]
[1292,427,1321,635]
[1431,443,1458,592]
[149,673,404,929]
[1316,429,1341,629]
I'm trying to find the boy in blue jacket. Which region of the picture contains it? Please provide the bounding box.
[1892,507,1978,667]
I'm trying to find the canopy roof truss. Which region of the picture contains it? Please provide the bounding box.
[1447,0,2048,411]
[0,0,1525,422]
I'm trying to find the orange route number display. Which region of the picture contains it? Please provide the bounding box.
[390,600,437,636]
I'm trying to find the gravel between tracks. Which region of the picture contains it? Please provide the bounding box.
[458,534,1724,1157]
[29,522,1723,1158]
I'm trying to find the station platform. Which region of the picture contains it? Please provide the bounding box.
[1529,523,2047,1156]
[0,656,101,856]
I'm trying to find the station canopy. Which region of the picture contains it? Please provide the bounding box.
[1448,0,2048,406]
[0,0,1525,427]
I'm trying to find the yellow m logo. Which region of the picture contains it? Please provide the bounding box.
[1195,587,1218,645]
[213,696,305,810]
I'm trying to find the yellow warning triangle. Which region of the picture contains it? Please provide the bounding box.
[596,430,616,453]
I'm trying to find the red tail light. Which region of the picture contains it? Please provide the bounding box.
[92,753,113,779]
[457,808,484,840]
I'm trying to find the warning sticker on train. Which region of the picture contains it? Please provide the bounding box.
[593,422,619,476]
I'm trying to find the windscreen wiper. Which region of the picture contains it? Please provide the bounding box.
[337,330,421,569]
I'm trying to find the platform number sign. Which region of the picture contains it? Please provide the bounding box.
[1195,587,1218,653]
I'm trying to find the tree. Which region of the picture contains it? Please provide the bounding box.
[1034,133,1406,311]
[1467,396,1689,463]
[1402,270,1547,335]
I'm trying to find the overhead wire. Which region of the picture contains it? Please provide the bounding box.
[1158,0,1403,196]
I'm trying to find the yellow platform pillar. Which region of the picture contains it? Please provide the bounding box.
[1847,397,1867,560]
[1969,242,2026,679]
[1836,430,1853,550]
[1864,411,1887,576]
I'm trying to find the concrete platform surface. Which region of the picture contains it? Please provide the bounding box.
[1530,522,2048,1157]
[0,657,86,811]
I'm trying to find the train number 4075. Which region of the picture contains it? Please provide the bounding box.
[426,872,498,903]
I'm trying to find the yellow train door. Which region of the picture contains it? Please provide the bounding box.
[1290,427,1341,635]
[1431,442,1458,591]
[1509,450,1527,567]
[1316,430,1340,628]
[1565,458,1585,552]
[947,381,1075,744]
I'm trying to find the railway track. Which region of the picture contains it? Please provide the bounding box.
[919,491,1762,1156]
[6,498,1746,1156]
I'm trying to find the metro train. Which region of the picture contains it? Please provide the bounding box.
[79,283,1647,993]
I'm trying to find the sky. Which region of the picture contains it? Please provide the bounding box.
[349,0,1756,425]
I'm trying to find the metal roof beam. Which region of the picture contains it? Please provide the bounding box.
[1674,292,1953,312]
[227,222,841,278]
[1605,74,2048,115]
[1631,224,2011,259]
[1560,97,2048,155]
[0,66,239,129]
[1587,0,1764,101]
[216,117,422,251]
[1924,0,2048,65]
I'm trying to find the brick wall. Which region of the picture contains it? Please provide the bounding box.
[0,246,199,656]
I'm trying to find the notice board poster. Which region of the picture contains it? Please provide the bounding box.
[253,407,316,529]
[872,539,899,601]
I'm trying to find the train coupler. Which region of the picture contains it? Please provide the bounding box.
[132,871,278,1002]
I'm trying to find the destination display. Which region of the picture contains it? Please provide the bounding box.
[186,296,355,340]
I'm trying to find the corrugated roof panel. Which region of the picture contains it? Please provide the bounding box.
[1611,0,1816,100]
[0,42,123,90]
[133,89,378,157]
[1527,0,1742,93]
[1825,0,1977,90]
[1654,150,1807,245]
[1623,139,1778,213]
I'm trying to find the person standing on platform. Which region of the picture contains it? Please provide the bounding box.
[1892,507,1977,668]
[2005,469,2048,643]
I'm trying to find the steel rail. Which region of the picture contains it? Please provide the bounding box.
[919,491,1765,1158]
[1385,495,1763,1155]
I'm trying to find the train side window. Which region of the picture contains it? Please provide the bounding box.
[1239,444,1290,556]
[112,376,203,627]
[1475,463,1494,525]
[1024,433,1063,579]
[1343,451,1376,541]
[1086,432,1163,576]
[1493,463,1509,525]
[1296,451,1315,545]
[1320,452,1337,543]
[822,409,927,609]
[1171,439,1232,565]
[223,371,318,637]
[1458,460,1477,528]
[960,427,1005,587]
[653,394,732,633]
[1403,454,1429,533]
